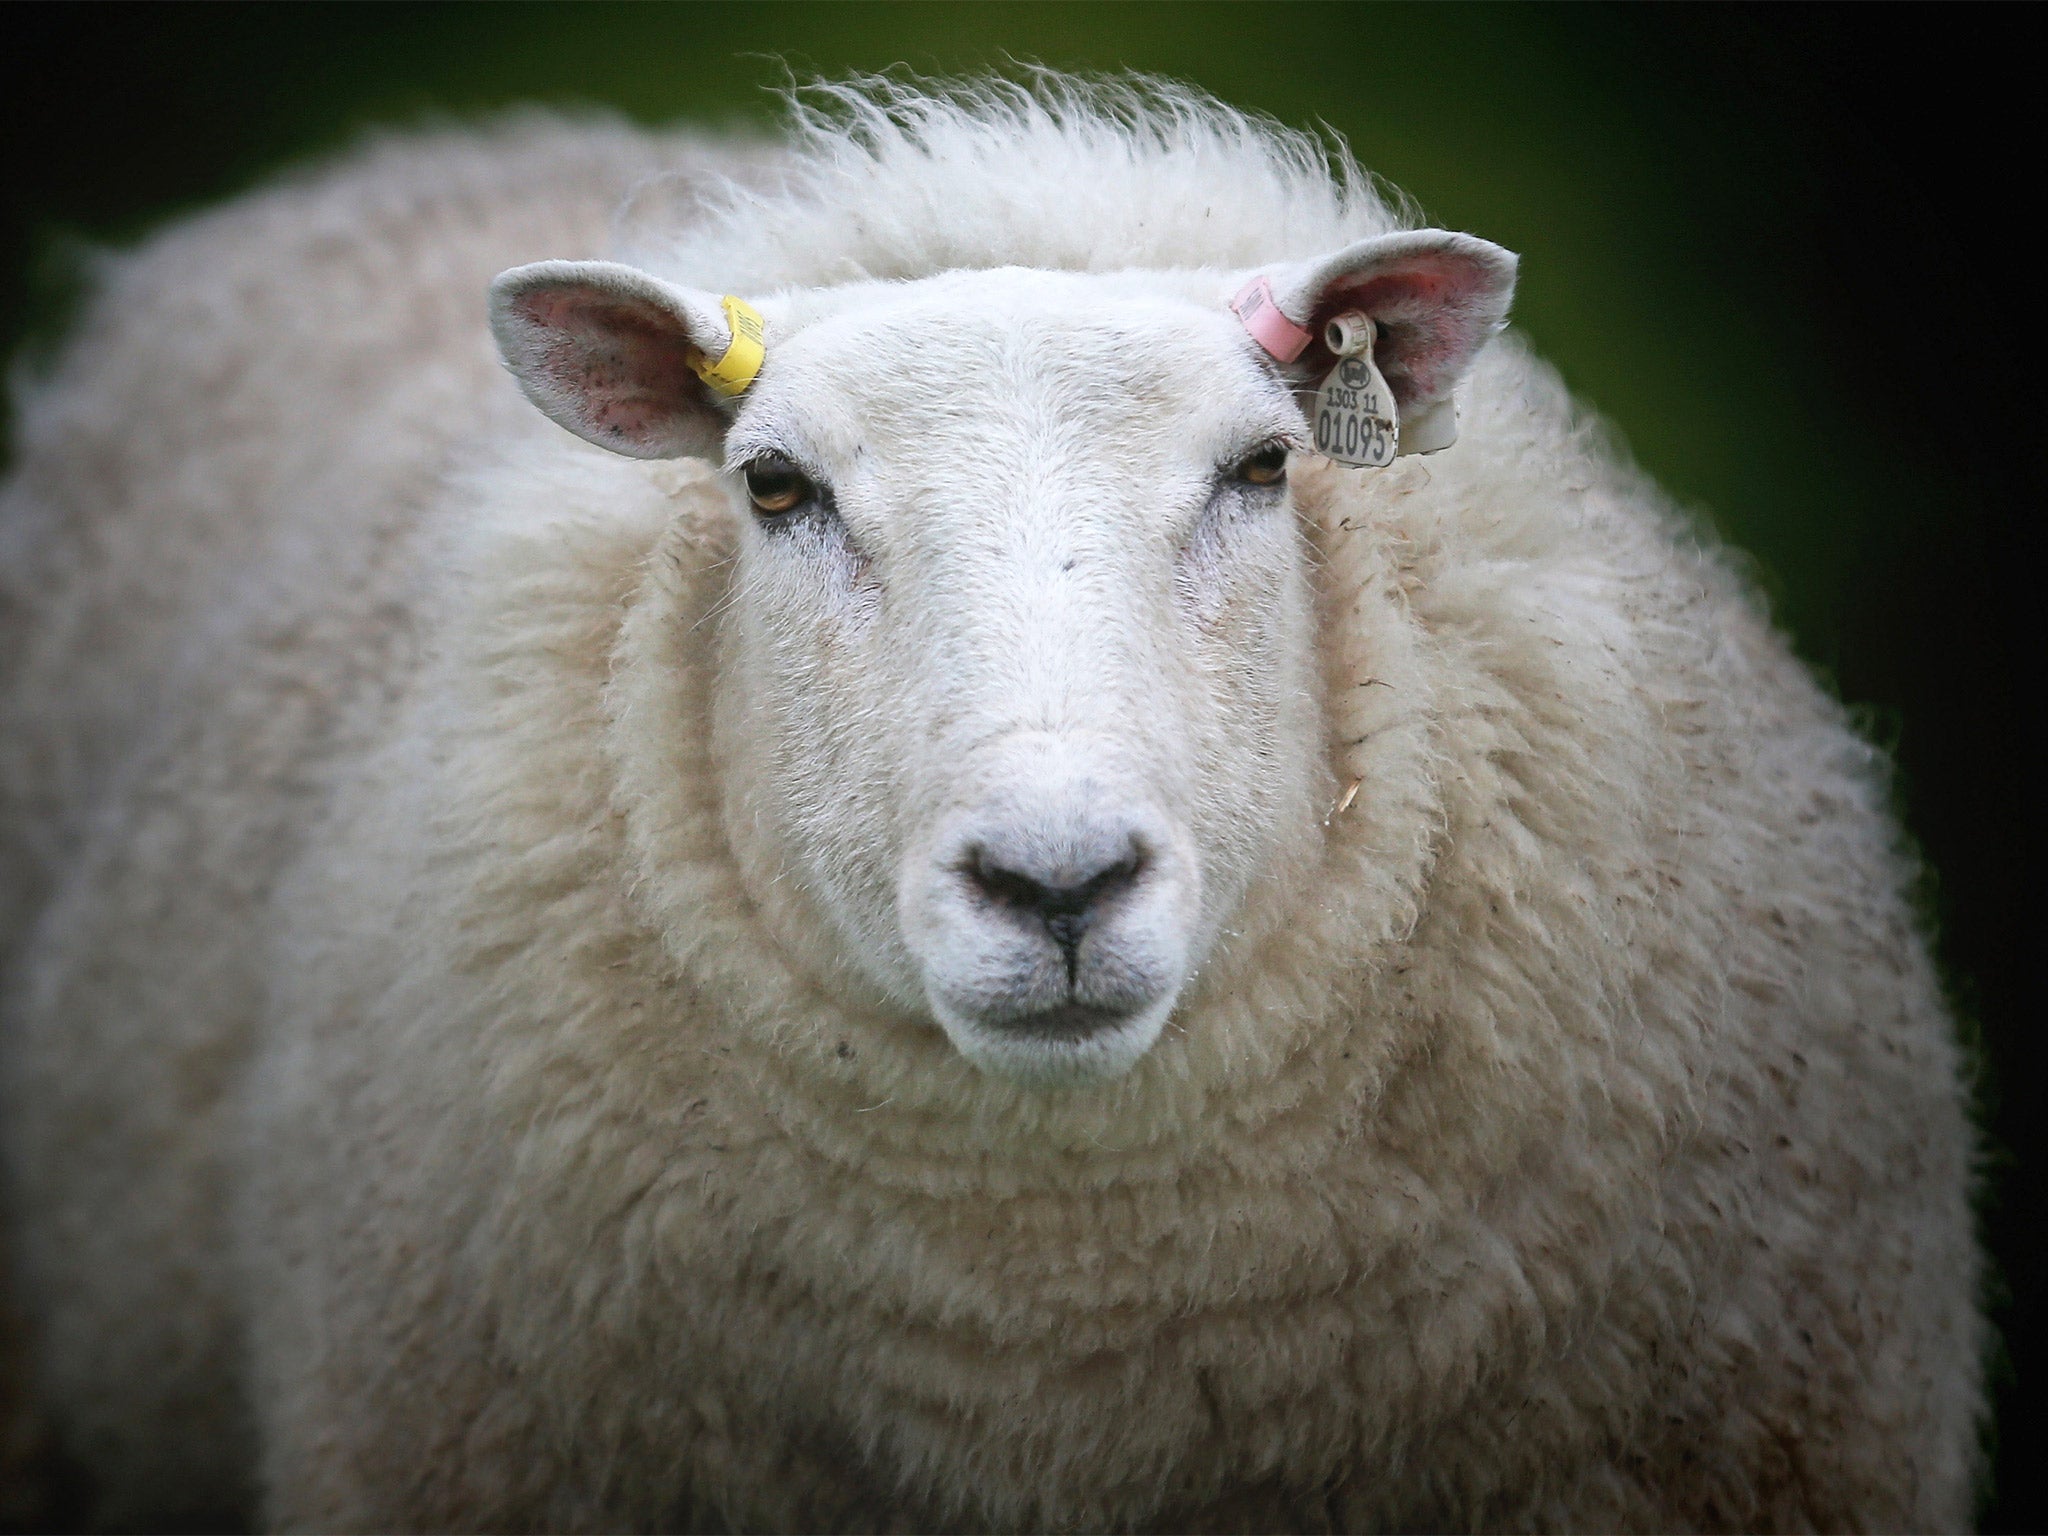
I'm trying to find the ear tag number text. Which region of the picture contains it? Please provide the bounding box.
[1313,312,1398,470]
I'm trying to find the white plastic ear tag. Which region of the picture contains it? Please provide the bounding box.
[1312,312,1398,469]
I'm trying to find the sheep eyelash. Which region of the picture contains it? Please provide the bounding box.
[1217,438,1302,486]
[736,453,837,526]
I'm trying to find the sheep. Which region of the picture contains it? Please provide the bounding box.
[0,77,1982,1532]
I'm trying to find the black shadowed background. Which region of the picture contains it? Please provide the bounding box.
[0,3,2037,1529]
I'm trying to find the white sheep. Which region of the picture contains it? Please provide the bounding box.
[0,79,1981,1531]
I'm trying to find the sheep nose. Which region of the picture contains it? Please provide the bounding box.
[965,843,1145,971]
[906,786,1198,1075]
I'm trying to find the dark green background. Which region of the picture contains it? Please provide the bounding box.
[2,3,2036,1527]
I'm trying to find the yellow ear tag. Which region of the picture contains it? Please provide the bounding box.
[692,295,765,397]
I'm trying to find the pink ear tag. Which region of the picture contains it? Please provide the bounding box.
[1230,276,1314,364]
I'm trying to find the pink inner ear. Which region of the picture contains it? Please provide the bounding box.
[1316,258,1499,405]
[515,289,702,448]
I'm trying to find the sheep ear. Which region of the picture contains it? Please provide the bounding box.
[489,260,752,460]
[1237,230,1517,451]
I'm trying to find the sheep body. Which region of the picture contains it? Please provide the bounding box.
[1,83,1981,1531]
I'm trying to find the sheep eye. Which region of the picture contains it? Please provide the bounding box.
[1231,442,1289,488]
[743,456,815,516]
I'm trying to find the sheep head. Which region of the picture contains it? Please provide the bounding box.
[490,235,1514,1085]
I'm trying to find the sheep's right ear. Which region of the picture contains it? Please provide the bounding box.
[489,260,754,460]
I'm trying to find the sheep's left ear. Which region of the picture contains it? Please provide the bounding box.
[489,260,765,460]
[1233,230,1517,453]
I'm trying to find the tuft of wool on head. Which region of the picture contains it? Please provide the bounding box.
[622,72,1416,293]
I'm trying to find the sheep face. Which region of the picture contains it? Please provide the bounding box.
[705,269,1327,1082]
[491,237,1513,1084]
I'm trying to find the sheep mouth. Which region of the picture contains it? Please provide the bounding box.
[932,990,1179,1084]
[980,1002,1134,1042]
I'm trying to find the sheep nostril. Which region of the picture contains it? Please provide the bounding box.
[965,846,1145,969]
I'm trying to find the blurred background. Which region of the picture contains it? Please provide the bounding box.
[1,2,2037,1527]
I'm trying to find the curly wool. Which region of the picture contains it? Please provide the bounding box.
[1,80,1981,1531]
